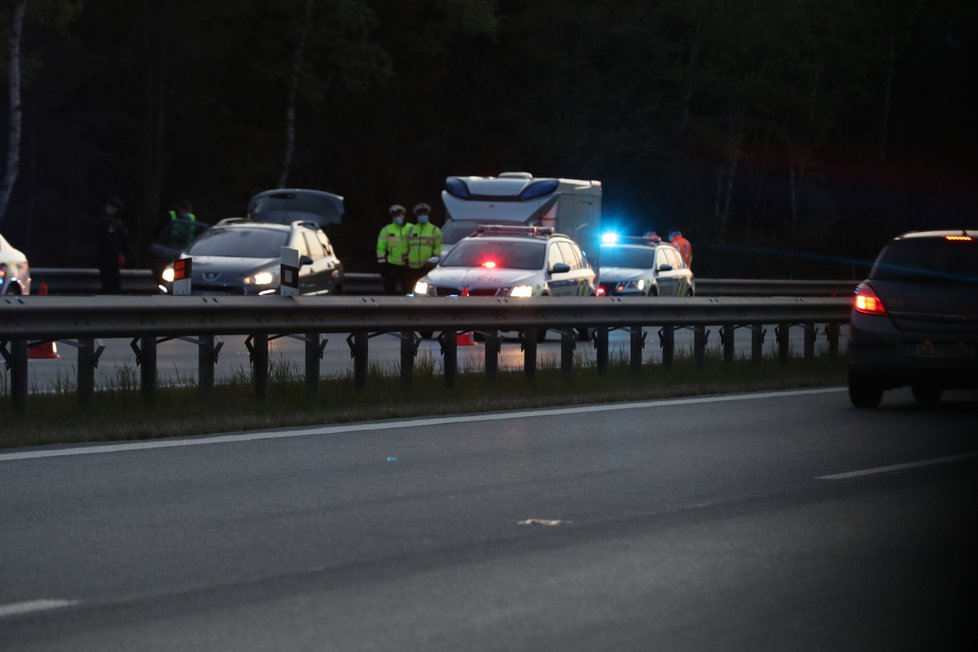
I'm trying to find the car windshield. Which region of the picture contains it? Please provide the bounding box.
[441,240,545,270]
[186,227,289,258]
[869,238,978,286]
[599,246,654,268]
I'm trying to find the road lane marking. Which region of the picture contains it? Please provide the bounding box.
[0,387,844,463]
[816,452,978,480]
[0,599,78,618]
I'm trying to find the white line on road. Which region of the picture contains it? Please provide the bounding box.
[0,599,78,618]
[815,452,978,480]
[1,387,845,463]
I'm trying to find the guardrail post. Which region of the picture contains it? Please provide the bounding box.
[561,329,575,378]
[595,326,609,375]
[140,335,157,404]
[78,338,97,406]
[305,333,325,399]
[720,324,735,363]
[659,326,675,369]
[629,326,645,374]
[6,339,28,415]
[826,322,840,358]
[442,329,457,388]
[400,331,415,387]
[694,325,707,369]
[522,331,537,379]
[777,322,790,364]
[198,335,215,402]
[484,330,500,383]
[751,324,764,364]
[252,333,269,399]
[803,322,816,361]
[352,332,368,391]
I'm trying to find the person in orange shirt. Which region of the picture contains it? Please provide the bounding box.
[669,228,693,269]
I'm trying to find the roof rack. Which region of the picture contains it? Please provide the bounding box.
[475,224,555,237]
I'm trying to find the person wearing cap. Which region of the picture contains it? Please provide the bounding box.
[405,202,442,294]
[96,196,130,294]
[377,204,410,294]
[669,227,693,268]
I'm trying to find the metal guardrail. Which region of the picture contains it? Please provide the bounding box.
[1,294,851,415]
[30,268,856,298]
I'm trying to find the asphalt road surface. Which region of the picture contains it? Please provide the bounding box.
[1,387,975,651]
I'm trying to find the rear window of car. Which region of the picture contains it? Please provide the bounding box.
[186,227,289,258]
[869,237,978,285]
[441,240,545,270]
[599,246,654,268]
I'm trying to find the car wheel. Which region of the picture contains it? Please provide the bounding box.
[848,370,884,408]
[911,384,943,404]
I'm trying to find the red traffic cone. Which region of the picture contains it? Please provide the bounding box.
[28,283,61,358]
[456,331,476,346]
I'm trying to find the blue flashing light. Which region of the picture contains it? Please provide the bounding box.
[519,179,560,200]
[601,232,619,244]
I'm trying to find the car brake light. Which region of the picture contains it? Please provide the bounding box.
[945,235,973,242]
[482,260,497,269]
[596,286,606,296]
[853,284,887,315]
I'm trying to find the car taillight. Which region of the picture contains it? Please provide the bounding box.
[853,283,887,315]
[945,235,973,242]
[482,260,497,269]
[596,286,606,296]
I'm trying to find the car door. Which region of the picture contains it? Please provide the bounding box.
[558,241,593,295]
[300,230,335,294]
[654,247,680,296]
[545,242,575,296]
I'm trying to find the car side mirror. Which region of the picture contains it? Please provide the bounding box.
[551,262,571,274]
[426,256,441,266]
[658,264,673,272]
[299,255,313,266]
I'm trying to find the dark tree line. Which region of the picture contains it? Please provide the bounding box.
[1,0,975,277]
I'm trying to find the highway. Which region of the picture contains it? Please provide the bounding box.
[20,324,844,391]
[1,387,975,650]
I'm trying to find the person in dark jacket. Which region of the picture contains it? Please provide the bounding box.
[96,197,129,294]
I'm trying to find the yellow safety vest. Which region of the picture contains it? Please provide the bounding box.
[377,223,409,265]
[406,223,443,268]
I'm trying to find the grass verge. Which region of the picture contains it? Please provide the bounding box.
[1,353,846,448]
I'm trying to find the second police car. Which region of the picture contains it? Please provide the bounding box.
[596,233,695,297]
[413,225,597,298]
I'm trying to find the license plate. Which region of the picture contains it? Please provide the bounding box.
[914,343,976,360]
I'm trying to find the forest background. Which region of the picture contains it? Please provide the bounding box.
[0,0,975,279]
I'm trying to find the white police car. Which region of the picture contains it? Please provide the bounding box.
[596,233,695,297]
[413,225,596,298]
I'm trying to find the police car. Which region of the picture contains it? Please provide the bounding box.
[413,225,596,298]
[596,233,695,297]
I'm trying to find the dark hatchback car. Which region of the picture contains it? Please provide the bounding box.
[161,219,343,296]
[848,229,978,407]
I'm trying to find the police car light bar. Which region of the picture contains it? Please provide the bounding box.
[601,234,660,246]
[475,224,555,236]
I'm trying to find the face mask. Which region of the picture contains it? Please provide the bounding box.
[417,215,429,224]
[393,216,404,225]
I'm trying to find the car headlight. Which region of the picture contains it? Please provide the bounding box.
[414,280,429,295]
[161,266,175,283]
[510,285,534,298]
[625,279,646,291]
[244,270,275,286]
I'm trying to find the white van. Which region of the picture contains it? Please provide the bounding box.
[440,172,602,261]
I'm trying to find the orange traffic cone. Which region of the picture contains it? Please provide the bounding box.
[456,331,476,346]
[28,283,61,359]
